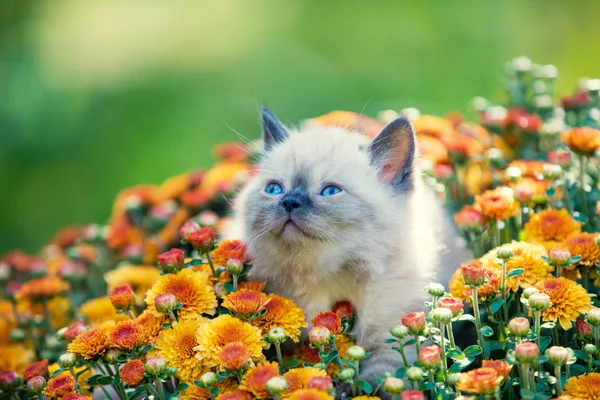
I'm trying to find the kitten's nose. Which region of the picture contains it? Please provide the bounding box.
[282,196,302,212]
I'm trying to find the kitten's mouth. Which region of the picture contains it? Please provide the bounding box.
[279,217,309,238]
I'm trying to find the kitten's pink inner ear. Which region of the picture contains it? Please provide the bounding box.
[379,164,396,184]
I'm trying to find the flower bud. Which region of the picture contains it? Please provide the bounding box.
[0,371,22,392]
[548,150,571,168]
[198,372,218,388]
[577,317,594,338]
[390,324,410,339]
[166,367,178,376]
[56,327,67,341]
[546,346,569,365]
[338,368,355,382]
[266,377,289,395]
[332,300,355,325]
[198,210,219,227]
[26,376,46,394]
[401,312,426,335]
[548,248,572,267]
[226,258,244,275]
[436,297,463,317]
[383,377,405,395]
[433,164,453,181]
[508,317,530,337]
[267,328,287,344]
[496,246,514,260]
[187,227,215,252]
[308,327,331,347]
[313,363,327,370]
[425,283,445,297]
[447,373,462,386]
[454,206,486,232]
[515,342,539,364]
[307,376,333,393]
[586,308,600,326]
[528,293,552,311]
[109,284,135,313]
[406,366,424,382]
[157,248,185,273]
[10,328,26,342]
[154,293,178,313]
[584,344,598,355]
[100,350,119,365]
[346,345,366,361]
[461,262,486,286]
[542,163,563,180]
[430,308,452,325]
[401,391,425,400]
[418,345,441,369]
[58,352,77,368]
[145,356,167,376]
[522,287,538,299]
[505,166,522,181]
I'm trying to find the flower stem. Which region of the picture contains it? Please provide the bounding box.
[129,310,137,320]
[156,378,166,400]
[520,364,530,392]
[427,370,437,398]
[414,335,421,356]
[69,367,81,392]
[555,365,563,395]
[471,287,487,359]
[440,324,449,384]
[232,273,239,292]
[534,311,541,348]
[41,301,54,335]
[578,155,589,217]
[168,311,178,323]
[204,251,217,277]
[582,266,590,292]
[447,322,456,349]
[275,342,284,374]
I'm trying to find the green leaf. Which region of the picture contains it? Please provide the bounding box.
[403,338,417,346]
[449,357,475,373]
[458,314,476,323]
[539,336,552,352]
[223,283,234,292]
[97,376,114,386]
[302,362,314,367]
[385,338,397,344]
[540,322,556,329]
[285,360,300,369]
[190,259,204,266]
[570,255,582,264]
[480,326,494,337]
[86,374,103,385]
[177,383,189,391]
[52,368,68,376]
[395,367,407,379]
[570,364,587,376]
[356,380,373,394]
[463,345,482,358]
[210,387,221,396]
[490,298,505,313]
[323,350,339,365]
[161,323,172,329]
[194,380,203,388]
[421,381,436,391]
[446,348,465,360]
[506,268,525,278]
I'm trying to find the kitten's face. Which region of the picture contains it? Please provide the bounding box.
[242,128,380,245]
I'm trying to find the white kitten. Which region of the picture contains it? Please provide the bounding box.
[227,108,468,385]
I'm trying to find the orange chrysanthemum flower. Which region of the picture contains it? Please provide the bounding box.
[288,389,334,400]
[480,242,553,292]
[481,360,512,379]
[282,367,328,399]
[211,240,250,268]
[135,310,168,346]
[217,390,253,400]
[475,187,519,221]
[417,135,448,164]
[536,277,592,330]
[239,362,280,399]
[105,265,161,299]
[560,127,600,155]
[15,276,68,302]
[44,373,77,398]
[449,261,501,304]
[563,372,600,399]
[67,322,114,359]
[412,115,455,142]
[179,378,239,400]
[510,178,550,204]
[49,364,92,395]
[194,314,263,369]
[507,160,546,177]
[145,268,217,319]
[456,367,503,395]
[523,209,581,250]
[153,317,206,383]
[219,342,251,371]
[23,359,49,380]
[311,311,342,335]
[79,297,128,325]
[238,281,267,292]
[565,233,600,268]
[120,359,145,386]
[253,294,307,343]
[109,320,141,351]
[63,394,93,400]
[222,290,271,319]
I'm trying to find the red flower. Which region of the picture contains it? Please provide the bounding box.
[307,376,333,392]
[120,359,145,386]
[402,391,425,400]
[561,91,590,111]
[436,297,463,317]
[454,206,486,231]
[332,300,355,324]
[576,317,593,338]
[418,345,441,369]
[433,164,453,180]
[109,284,135,312]
[311,311,342,334]
[461,262,486,286]
[187,228,216,252]
[63,321,87,342]
[23,359,49,381]
[157,248,185,272]
[179,221,201,242]
[515,113,542,134]
[401,311,426,335]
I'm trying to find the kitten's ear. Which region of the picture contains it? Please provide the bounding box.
[261,107,289,151]
[367,116,416,192]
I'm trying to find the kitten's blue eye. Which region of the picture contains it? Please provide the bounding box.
[320,185,343,196]
[265,182,284,195]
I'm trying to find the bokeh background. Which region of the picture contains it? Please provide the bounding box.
[2,0,600,254]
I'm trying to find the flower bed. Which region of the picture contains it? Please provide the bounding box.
[1,57,600,400]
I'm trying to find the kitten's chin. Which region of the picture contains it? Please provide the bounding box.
[276,217,318,241]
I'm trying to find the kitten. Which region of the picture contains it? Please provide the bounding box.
[228,108,469,387]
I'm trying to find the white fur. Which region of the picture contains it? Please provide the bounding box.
[226,124,459,381]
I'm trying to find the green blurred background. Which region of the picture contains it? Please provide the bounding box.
[2,0,600,254]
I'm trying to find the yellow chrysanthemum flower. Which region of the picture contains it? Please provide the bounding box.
[179,378,238,400]
[79,296,128,325]
[222,289,271,319]
[523,209,581,250]
[105,265,161,300]
[563,372,600,399]
[0,344,35,373]
[0,300,17,345]
[135,310,169,346]
[565,233,600,268]
[456,367,503,395]
[145,268,217,320]
[253,294,307,343]
[536,277,592,330]
[480,242,553,292]
[239,362,280,399]
[282,367,328,399]
[288,389,334,400]
[49,363,92,394]
[67,321,114,359]
[153,317,207,383]
[194,314,264,369]
[474,187,519,221]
